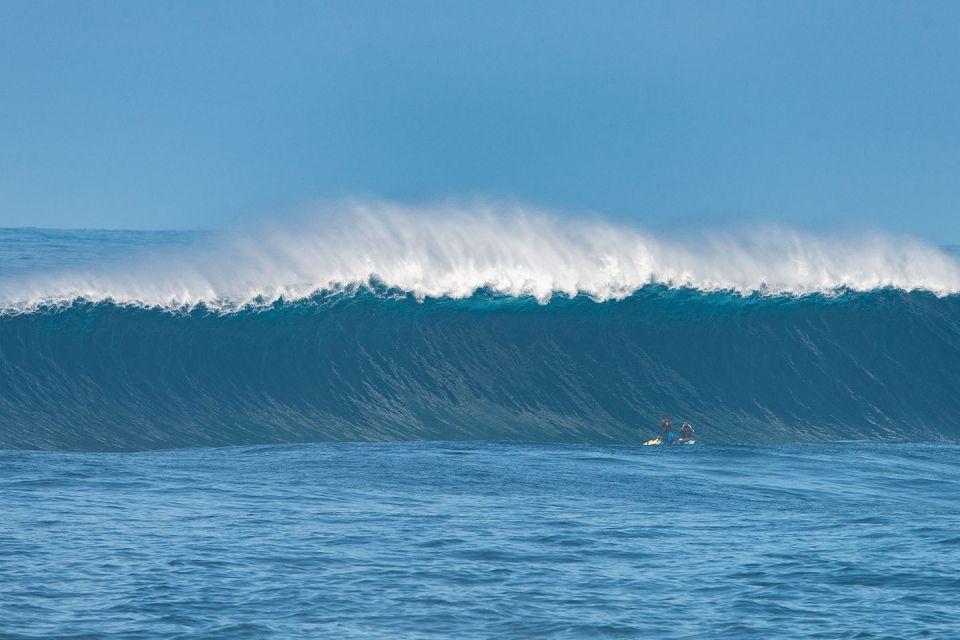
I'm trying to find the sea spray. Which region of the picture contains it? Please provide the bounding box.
[2,201,959,312]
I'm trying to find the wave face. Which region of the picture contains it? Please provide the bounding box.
[2,287,959,450]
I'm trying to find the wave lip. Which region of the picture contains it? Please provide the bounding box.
[2,202,959,312]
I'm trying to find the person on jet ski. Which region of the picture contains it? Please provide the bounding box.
[661,416,675,444]
[677,421,695,444]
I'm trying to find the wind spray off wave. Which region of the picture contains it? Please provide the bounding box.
[2,201,959,311]
[2,202,960,451]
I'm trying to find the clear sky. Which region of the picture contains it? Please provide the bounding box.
[1,1,959,240]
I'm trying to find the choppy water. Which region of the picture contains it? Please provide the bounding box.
[2,442,958,639]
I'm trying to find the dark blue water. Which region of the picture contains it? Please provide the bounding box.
[4,286,960,449]
[2,442,958,639]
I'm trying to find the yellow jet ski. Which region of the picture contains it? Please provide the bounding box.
[643,437,696,446]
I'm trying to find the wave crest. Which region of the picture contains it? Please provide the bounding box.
[2,201,959,311]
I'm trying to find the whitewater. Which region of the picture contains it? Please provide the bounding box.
[2,201,959,312]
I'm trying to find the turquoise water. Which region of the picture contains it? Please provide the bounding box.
[2,442,958,639]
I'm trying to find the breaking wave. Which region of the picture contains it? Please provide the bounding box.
[2,201,959,312]
[2,202,959,450]
[2,287,959,450]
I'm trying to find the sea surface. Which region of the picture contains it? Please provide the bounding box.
[1,220,959,638]
[2,442,959,639]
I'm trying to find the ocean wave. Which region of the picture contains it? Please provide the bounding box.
[2,201,959,313]
[2,287,959,450]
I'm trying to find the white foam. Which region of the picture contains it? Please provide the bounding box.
[2,200,959,311]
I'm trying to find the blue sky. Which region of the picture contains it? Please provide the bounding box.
[1,1,959,240]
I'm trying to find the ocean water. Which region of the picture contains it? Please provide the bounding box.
[2,442,959,639]
[1,211,960,637]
